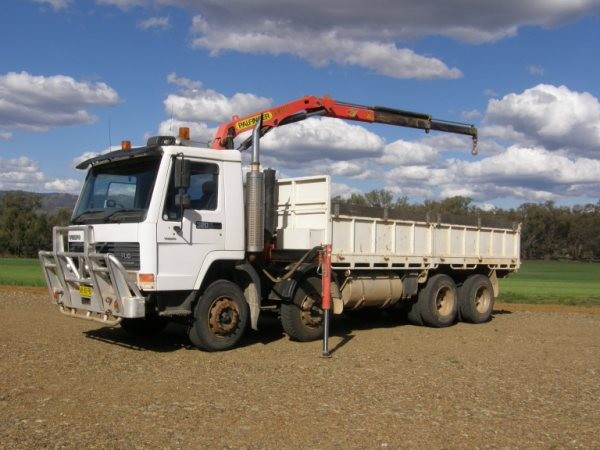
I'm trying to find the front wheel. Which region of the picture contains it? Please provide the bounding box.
[281,276,324,342]
[188,280,249,352]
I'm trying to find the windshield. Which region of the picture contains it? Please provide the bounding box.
[72,155,161,224]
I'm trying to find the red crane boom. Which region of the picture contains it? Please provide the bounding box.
[211,95,479,154]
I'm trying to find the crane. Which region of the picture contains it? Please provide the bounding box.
[211,95,479,155]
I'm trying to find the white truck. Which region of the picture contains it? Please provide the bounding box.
[39,96,520,352]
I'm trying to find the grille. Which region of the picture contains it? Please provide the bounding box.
[67,242,140,270]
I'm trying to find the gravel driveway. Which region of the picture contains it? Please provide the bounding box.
[1,286,598,449]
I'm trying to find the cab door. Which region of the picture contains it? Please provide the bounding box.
[156,158,224,291]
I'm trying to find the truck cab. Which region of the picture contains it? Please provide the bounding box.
[40,135,253,343]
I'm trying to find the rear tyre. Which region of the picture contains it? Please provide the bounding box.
[417,274,458,328]
[406,300,423,325]
[120,316,168,337]
[188,280,249,351]
[281,276,324,342]
[458,274,494,323]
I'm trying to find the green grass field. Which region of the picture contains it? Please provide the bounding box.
[1,258,599,306]
[499,260,600,306]
[0,257,46,287]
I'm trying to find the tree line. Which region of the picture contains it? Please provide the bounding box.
[1,191,599,260]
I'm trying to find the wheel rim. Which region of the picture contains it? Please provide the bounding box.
[435,286,455,317]
[299,295,323,328]
[208,296,240,337]
[474,286,491,313]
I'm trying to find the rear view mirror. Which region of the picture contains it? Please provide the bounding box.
[174,158,191,189]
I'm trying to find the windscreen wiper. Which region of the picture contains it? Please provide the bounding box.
[103,209,145,223]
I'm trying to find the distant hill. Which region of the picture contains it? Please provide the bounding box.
[0,191,77,214]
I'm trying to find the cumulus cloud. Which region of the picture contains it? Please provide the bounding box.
[0,156,45,190]
[261,117,384,165]
[44,178,81,192]
[166,72,202,90]
[375,144,600,203]
[0,71,120,131]
[331,182,362,199]
[39,1,600,80]
[157,118,215,146]
[182,0,600,79]
[152,79,600,204]
[484,84,600,157]
[191,17,461,79]
[379,140,439,166]
[164,76,272,124]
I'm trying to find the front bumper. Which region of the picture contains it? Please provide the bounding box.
[39,226,146,325]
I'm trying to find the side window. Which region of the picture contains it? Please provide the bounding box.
[163,160,219,221]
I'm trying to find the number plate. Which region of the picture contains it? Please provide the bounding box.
[79,285,93,298]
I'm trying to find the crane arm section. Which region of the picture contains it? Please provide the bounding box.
[211,95,479,154]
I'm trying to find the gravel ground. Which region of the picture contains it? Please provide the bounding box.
[1,286,599,449]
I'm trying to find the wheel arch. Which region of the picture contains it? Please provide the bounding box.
[192,258,262,331]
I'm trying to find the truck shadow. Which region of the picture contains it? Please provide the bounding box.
[83,308,460,353]
[83,313,288,353]
[83,324,193,353]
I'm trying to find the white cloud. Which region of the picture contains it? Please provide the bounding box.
[331,182,362,199]
[43,1,600,80]
[0,156,44,190]
[379,140,438,166]
[164,83,272,124]
[181,1,600,79]
[166,72,202,90]
[157,119,215,146]
[0,71,120,131]
[261,117,384,165]
[484,84,600,157]
[137,16,170,31]
[375,145,600,203]
[44,178,81,192]
[191,18,461,79]
[152,80,600,205]
[0,131,12,141]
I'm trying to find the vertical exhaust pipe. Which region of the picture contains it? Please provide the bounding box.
[246,115,265,253]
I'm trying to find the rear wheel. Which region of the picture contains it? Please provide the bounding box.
[281,276,324,341]
[458,274,494,323]
[417,274,458,327]
[188,280,249,351]
[406,300,423,325]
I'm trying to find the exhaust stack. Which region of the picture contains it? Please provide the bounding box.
[246,115,265,253]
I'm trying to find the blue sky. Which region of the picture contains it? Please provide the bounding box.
[1,0,600,209]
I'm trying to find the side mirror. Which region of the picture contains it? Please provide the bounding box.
[175,193,191,209]
[174,158,191,189]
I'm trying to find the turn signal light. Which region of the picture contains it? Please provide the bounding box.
[138,273,155,290]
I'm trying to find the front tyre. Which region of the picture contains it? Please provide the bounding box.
[188,280,249,352]
[281,276,324,342]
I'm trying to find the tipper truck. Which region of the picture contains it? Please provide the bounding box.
[39,96,521,352]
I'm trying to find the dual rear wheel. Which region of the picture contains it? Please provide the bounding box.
[407,273,494,327]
